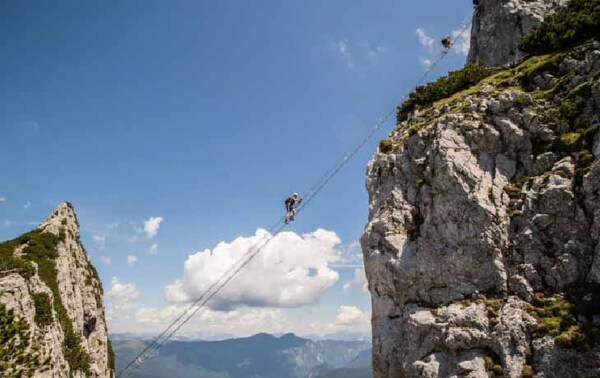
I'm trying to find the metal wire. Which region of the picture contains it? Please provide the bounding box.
[116,17,473,378]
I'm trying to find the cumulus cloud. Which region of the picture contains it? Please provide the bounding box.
[127,255,138,266]
[416,28,434,53]
[107,303,371,339]
[135,306,284,330]
[0,197,5,204]
[165,229,341,309]
[106,277,140,311]
[334,306,370,330]
[148,243,158,255]
[337,241,362,265]
[100,256,111,265]
[23,201,30,209]
[451,27,471,56]
[113,306,287,338]
[144,216,163,239]
[343,268,369,294]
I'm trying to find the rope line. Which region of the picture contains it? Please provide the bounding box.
[116,217,285,377]
[116,16,472,378]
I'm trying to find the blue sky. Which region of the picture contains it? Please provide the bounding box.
[0,0,471,339]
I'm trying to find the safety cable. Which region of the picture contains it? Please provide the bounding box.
[116,217,285,377]
[116,16,472,377]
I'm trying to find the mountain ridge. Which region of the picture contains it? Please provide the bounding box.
[114,332,371,378]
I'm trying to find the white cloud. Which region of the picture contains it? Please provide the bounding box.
[107,221,120,230]
[334,306,370,330]
[364,43,389,64]
[338,241,362,265]
[92,234,106,245]
[416,28,434,53]
[144,216,163,239]
[343,268,369,294]
[100,256,111,265]
[419,56,432,69]
[333,40,391,69]
[106,277,140,310]
[148,243,158,255]
[3,220,11,228]
[451,27,471,56]
[336,40,354,69]
[165,229,341,309]
[107,303,371,340]
[23,201,31,209]
[127,255,138,266]
[0,197,5,204]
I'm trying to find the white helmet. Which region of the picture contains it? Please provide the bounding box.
[292,192,299,198]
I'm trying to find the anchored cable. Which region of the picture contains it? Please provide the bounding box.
[116,16,473,377]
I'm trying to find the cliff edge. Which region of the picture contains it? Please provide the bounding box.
[362,1,600,377]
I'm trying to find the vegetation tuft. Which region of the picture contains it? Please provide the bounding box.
[0,229,92,375]
[483,355,504,377]
[520,0,600,55]
[396,64,493,122]
[33,292,53,327]
[0,304,49,375]
[521,364,534,378]
[551,131,587,153]
[0,255,36,279]
[378,139,394,154]
[526,287,600,352]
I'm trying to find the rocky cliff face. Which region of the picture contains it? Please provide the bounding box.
[0,203,113,377]
[362,14,600,378]
[468,0,570,68]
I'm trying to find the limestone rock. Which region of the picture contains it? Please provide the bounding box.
[0,203,112,377]
[468,0,570,67]
[363,42,600,377]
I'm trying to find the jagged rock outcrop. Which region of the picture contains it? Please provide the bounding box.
[362,38,600,378]
[468,0,570,68]
[0,203,113,377]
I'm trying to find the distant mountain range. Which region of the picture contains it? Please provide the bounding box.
[113,333,372,378]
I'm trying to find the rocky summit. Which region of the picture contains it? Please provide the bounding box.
[362,0,600,377]
[0,203,113,377]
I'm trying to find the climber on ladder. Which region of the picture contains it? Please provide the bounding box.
[284,193,302,224]
[441,35,452,52]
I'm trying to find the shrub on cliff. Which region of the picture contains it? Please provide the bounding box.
[520,0,600,55]
[0,230,91,375]
[0,304,49,375]
[396,64,492,123]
